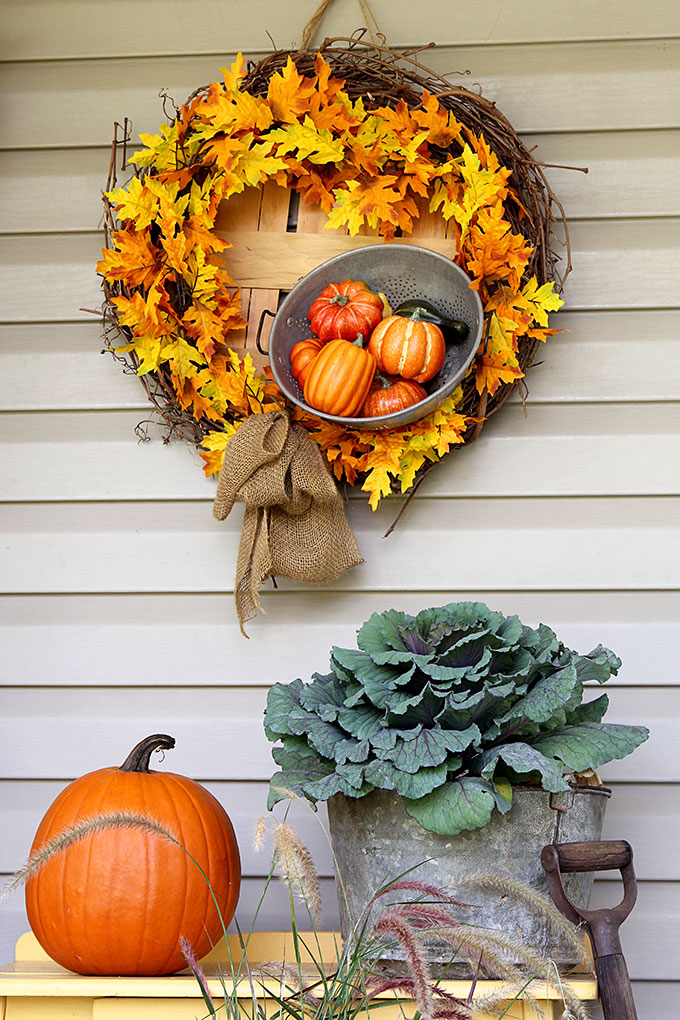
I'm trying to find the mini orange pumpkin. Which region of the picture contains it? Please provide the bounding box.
[304,338,377,417]
[308,279,384,342]
[25,734,241,976]
[290,336,326,389]
[362,376,428,417]
[368,314,446,383]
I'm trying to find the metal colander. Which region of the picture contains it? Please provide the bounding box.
[265,243,484,429]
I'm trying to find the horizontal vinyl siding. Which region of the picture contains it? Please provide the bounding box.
[1,5,678,1015]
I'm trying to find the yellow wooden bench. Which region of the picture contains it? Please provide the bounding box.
[0,930,597,1019]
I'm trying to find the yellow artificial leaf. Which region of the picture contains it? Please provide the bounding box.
[106,176,158,230]
[161,337,206,378]
[200,425,238,476]
[268,117,345,165]
[232,138,289,189]
[520,276,564,328]
[128,122,182,172]
[132,335,166,376]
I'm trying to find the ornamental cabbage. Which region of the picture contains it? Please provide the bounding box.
[265,602,649,835]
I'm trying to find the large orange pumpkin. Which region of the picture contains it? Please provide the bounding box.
[368,314,446,383]
[303,337,377,417]
[25,734,241,976]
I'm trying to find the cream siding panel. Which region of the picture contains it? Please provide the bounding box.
[1,41,679,151]
[2,781,679,881]
[1,0,679,1007]
[2,219,679,325]
[1,590,678,687]
[3,313,680,411]
[4,404,680,500]
[3,131,679,236]
[0,686,674,782]
[6,0,680,59]
[2,497,679,593]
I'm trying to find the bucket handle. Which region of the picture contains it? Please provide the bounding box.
[255,308,277,356]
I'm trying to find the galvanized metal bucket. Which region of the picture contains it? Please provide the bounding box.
[265,243,484,429]
[327,785,610,971]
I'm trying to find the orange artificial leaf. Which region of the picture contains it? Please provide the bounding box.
[267,57,317,123]
[183,216,230,256]
[475,353,524,396]
[97,229,161,289]
[326,175,405,236]
[182,302,226,359]
[465,204,533,289]
[200,87,273,135]
[412,91,463,148]
[220,53,247,92]
[199,426,238,476]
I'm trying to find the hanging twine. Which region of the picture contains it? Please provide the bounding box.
[301,0,386,51]
[213,411,363,636]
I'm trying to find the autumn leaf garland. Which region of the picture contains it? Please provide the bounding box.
[98,52,564,509]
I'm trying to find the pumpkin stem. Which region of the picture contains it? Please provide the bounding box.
[328,294,349,306]
[120,734,176,773]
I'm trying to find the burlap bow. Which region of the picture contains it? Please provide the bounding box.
[213,410,363,635]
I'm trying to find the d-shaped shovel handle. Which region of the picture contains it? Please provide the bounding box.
[541,840,638,1020]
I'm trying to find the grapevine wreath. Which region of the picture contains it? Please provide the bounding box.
[98,36,571,514]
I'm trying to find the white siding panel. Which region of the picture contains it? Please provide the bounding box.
[0,686,673,782]
[3,131,678,236]
[2,220,678,327]
[2,497,679,594]
[1,41,678,151]
[1,780,677,882]
[6,0,680,60]
[1,590,677,688]
[3,404,679,501]
[3,312,679,412]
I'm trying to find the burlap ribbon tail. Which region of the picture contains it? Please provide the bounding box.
[213,411,363,634]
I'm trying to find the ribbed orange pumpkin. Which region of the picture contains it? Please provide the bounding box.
[361,376,428,417]
[25,734,241,976]
[304,338,376,417]
[308,279,384,342]
[290,335,326,389]
[368,314,446,383]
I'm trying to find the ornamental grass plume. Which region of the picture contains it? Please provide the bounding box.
[254,815,323,927]
[457,871,592,971]
[2,811,177,899]
[370,911,435,1019]
[179,935,214,1011]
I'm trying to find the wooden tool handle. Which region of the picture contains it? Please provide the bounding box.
[552,840,632,873]
[595,951,639,1020]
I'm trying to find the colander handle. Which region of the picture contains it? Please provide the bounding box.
[255,307,277,355]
